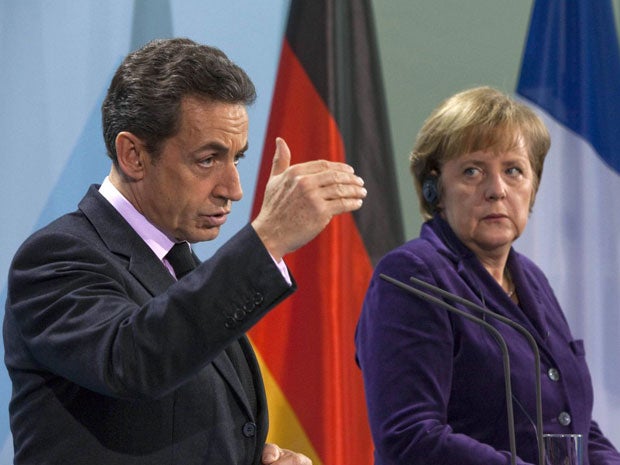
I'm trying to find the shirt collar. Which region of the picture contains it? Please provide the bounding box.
[98,176,176,261]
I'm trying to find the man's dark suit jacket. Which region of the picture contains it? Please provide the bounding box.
[3,185,295,464]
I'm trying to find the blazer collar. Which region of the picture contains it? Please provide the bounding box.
[78,185,175,295]
[423,214,551,345]
[212,336,266,420]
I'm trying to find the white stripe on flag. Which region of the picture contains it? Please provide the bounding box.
[516,97,620,444]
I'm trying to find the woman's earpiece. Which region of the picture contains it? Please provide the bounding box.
[422,175,439,206]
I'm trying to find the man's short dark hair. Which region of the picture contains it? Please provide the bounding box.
[102,38,257,163]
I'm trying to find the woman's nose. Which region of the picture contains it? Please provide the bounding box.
[484,172,507,201]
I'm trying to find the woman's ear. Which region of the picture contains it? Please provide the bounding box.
[115,131,147,180]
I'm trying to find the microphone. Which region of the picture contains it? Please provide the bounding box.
[407,276,544,465]
[380,274,545,465]
[379,273,518,465]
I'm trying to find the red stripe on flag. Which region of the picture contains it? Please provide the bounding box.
[250,40,374,464]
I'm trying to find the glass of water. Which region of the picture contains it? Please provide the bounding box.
[543,434,583,465]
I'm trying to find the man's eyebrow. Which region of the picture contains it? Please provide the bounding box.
[192,141,249,155]
[237,142,249,155]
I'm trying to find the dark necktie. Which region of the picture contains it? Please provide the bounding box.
[165,242,196,279]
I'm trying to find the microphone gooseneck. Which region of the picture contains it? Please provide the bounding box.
[407,276,544,465]
[379,274,518,465]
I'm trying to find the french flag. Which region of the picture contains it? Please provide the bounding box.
[516,0,620,445]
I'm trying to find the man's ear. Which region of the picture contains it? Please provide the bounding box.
[115,131,147,180]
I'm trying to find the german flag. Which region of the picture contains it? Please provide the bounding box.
[249,1,403,463]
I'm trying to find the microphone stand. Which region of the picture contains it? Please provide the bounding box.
[380,274,518,465]
[407,276,544,465]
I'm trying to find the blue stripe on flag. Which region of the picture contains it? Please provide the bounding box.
[517,0,620,173]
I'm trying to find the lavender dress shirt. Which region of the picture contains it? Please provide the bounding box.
[355,215,620,465]
[99,177,290,283]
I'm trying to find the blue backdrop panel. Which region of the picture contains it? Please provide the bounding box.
[0,0,288,460]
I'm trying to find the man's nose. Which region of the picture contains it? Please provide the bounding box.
[214,162,243,202]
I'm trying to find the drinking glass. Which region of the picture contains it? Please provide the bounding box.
[543,433,583,465]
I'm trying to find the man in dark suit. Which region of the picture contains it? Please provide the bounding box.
[3,38,367,464]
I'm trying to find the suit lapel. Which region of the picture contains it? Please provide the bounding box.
[126,240,176,295]
[79,185,175,295]
[79,185,256,415]
[238,335,267,414]
[212,347,254,417]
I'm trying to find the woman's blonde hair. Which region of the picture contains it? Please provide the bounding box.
[410,86,550,219]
